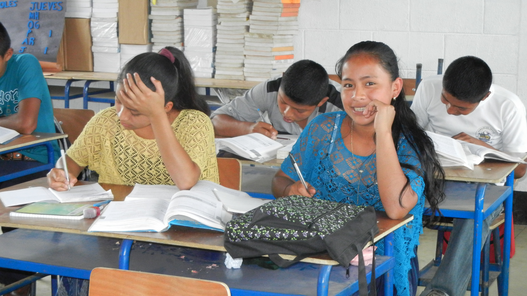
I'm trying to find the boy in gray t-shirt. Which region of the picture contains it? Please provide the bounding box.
[211,60,342,139]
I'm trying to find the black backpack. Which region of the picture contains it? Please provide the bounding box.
[224,195,379,295]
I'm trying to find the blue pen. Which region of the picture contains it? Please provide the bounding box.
[92,200,112,207]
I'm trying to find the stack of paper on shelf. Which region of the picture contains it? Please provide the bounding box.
[244,33,294,81]
[149,0,199,53]
[120,44,153,69]
[244,0,300,81]
[184,8,217,78]
[65,0,92,18]
[91,0,120,72]
[215,0,252,80]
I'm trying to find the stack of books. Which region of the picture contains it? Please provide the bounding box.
[65,0,92,18]
[120,44,153,69]
[214,0,252,80]
[91,0,120,72]
[244,0,300,81]
[149,0,199,53]
[183,8,217,78]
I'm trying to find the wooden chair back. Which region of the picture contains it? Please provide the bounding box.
[53,108,95,144]
[217,158,242,190]
[89,267,230,296]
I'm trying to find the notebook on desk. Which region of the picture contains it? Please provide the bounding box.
[10,202,92,220]
[0,126,20,144]
[0,183,113,207]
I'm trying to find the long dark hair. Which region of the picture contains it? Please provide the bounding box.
[335,41,445,223]
[117,46,210,115]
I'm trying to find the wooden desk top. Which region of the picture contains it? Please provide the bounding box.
[0,133,67,153]
[45,71,259,90]
[0,177,412,265]
[443,160,519,183]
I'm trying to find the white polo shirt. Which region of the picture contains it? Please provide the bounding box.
[411,75,527,153]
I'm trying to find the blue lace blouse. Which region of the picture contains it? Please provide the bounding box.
[281,111,425,296]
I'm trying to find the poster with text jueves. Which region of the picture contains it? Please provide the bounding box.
[0,1,67,62]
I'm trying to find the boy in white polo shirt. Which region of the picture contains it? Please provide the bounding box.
[412,56,527,296]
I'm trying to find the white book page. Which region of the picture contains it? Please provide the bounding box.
[125,184,180,201]
[0,126,20,144]
[212,187,271,213]
[165,193,229,230]
[50,183,113,203]
[461,141,525,163]
[216,133,284,162]
[173,180,269,213]
[88,199,169,232]
[0,187,57,207]
[426,131,470,166]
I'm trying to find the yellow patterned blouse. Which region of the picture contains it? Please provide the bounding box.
[68,107,219,186]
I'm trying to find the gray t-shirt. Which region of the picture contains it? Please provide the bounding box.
[211,77,342,135]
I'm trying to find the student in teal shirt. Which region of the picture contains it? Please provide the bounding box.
[0,22,59,164]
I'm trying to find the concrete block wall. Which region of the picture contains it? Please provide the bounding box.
[296,0,527,107]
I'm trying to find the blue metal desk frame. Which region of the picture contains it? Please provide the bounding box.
[49,79,84,108]
[83,80,115,109]
[116,233,396,296]
[0,229,396,296]
[424,175,514,296]
[0,141,55,182]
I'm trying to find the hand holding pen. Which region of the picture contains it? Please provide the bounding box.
[288,153,316,197]
[253,108,278,139]
[60,149,71,190]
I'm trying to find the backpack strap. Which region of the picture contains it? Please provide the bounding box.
[268,254,309,268]
[350,230,377,296]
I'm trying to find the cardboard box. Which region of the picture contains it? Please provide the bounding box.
[119,0,150,45]
[59,18,93,71]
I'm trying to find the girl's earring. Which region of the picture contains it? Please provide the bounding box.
[392,97,396,101]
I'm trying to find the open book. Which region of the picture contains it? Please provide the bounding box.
[426,131,526,170]
[275,135,298,160]
[215,133,285,163]
[0,126,20,144]
[88,180,272,233]
[0,183,114,207]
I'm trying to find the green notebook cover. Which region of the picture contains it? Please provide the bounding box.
[10,202,91,220]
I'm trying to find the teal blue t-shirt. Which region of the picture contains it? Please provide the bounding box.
[0,54,59,163]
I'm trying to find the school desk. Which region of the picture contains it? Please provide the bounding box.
[0,178,413,296]
[422,160,519,296]
[44,71,260,90]
[0,133,66,182]
[44,71,259,109]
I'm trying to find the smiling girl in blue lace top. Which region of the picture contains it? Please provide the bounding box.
[272,41,445,296]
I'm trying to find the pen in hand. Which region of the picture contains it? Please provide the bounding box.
[288,152,309,192]
[257,108,270,125]
[60,149,71,190]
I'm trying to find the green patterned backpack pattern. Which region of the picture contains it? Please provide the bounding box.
[224,195,379,268]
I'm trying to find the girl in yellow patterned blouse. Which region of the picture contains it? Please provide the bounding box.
[47,47,219,191]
